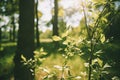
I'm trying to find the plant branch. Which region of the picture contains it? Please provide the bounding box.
[81,0,90,38]
[91,2,109,38]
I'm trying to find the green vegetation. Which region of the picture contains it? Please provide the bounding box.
[0,42,87,80]
[35,54,86,80]
[0,0,120,80]
[0,42,16,79]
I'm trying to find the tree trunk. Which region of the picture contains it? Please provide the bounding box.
[35,0,40,47]
[53,0,59,48]
[0,28,1,42]
[9,28,12,41]
[0,28,1,50]
[14,0,35,80]
[12,16,16,42]
[53,0,58,36]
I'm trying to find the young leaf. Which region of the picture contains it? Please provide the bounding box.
[95,50,103,54]
[97,58,103,67]
[101,17,108,23]
[84,63,89,67]
[40,47,44,52]
[54,65,62,71]
[75,76,82,79]
[103,63,111,69]
[100,34,105,43]
[21,55,26,62]
[61,32,68,38]
[52,35,62,41]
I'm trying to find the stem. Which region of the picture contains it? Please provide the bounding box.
[88,38,94,80]
[81,1,109,80]
[81,1,93,79]
[61,57,67,79]
[81,0,90,38]
[91,2,108,38]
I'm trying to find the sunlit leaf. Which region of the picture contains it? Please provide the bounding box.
[54,65,62,71]
[84,63,89,67]
[42,68,50,73]
[34,51,39,55]
[40,47,44,52]
[30,69,34,72]
[101,71,109,74]
[97,58,103,67]
[58,7,64,17]
[112,76,120,80]
[92,12,99,20]
[21,54,26,62]
[47,73,55,78]
[93,58,98,63]
[68,52,74,56]
[95,50,103,54]
[75,76,81,79]
[52,35,62,41]
[41,52,47,55]
[38,58,45,62]
[38,11,42,17]
[101,17,108,23]
[80,71,87,76]
[63,39,71,45]
[103,63,111,69]
[91,0,106,4]
[100,34,105,43]
[61,32,68,38]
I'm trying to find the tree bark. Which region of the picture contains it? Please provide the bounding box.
[14,0,35,80]
[0,28,1,50]
[53,0,59,48]
[53,0,58,36]
[9,28,12,41]
[11,16,16,42]
[35,0,40,47]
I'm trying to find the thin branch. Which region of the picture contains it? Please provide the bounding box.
[81,0,90,38]
[91,2,109,38]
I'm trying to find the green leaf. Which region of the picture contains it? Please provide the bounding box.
[84,63,89,67]
[61,32,68,38]
[101,71,109,74]
[40,47,44,52]
[42,68,50,73]
[103,63,111,69]
[75,76,81,79]
[63,40,68,45]
[94,50,103,57]
[80,71,87,76]
[21,55,26,62]
[41,52,47,55]
[52,35,62,41]
[34,51,39,55]
[54,65,62,71]
[101,17,108,23]
[97,58,103,67]
[100,34,105,43]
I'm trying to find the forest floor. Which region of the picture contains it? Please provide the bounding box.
[0,41,87,80]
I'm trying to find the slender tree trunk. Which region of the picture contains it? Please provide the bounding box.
[11,0,16,42]
[53,0,59,48]
[9,28,12,41]
[0,28,1,42]
[35,0,40,47]
[12,16,16,42]
[53,0,58,36]
[0,28,1,50]
[14,0,35,80]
